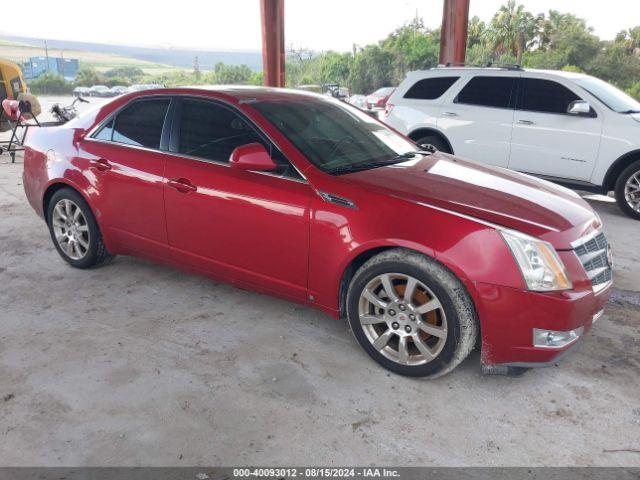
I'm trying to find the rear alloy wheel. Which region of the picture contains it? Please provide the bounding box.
[47,188,113,268]
[614,160,640,220]
[51,199,91,261]
[347,249,477,378]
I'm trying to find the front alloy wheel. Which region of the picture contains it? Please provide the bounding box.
[347,249,478,378]
[615,160,640,220]
[358,273,448,366]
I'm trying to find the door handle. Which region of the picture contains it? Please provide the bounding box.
[167,177,197,193]
[518,119,535,125]
[89,158,112,172]
[442,111,458,117]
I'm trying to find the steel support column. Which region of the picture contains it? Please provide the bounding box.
[260,0,285,87]
[439,0,470,65]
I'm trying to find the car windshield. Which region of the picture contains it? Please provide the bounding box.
[576,76,640,113]
[252,97,418,173]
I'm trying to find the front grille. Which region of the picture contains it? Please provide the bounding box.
[573,232,612,290]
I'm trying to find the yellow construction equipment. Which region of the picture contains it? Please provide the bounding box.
[1,58,41,132]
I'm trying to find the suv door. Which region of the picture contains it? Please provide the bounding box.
[163,97,312,301]
[438,74,518,167]
[82,97,172,260]
[509,77,603,181]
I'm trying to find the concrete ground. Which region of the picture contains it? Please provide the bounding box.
[0,97,638,467]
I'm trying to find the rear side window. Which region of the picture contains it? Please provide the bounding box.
[97,98,170,149]
[404,76,459,100]
[518,78,581,114]
[455,76,516,109]
[177,99,263,162]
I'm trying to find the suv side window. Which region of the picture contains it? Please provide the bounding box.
[455,76,516,109]
[94,98,170,149]
[518,78,581,115]
[176,98,303,180]
[404,77,459,100]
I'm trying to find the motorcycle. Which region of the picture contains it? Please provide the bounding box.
[50,96,89,123]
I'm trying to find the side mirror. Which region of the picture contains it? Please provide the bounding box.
[567,100,591,116]
[229,143,277,172]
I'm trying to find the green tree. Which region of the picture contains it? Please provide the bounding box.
[467,16,487,49]
[75,66,102,87]
[486,1,540,64]
[319,51,352,86]
[28,73,73,95]
[212,63,253,84]
[382,18,440,80]
[529,11,600,69]
[104,66,144,80]
[348,45,394,94]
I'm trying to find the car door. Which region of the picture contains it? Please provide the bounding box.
[509,77,603,181]
[437,74,518,167]
[163,97,312,301]
[81,96,172,260]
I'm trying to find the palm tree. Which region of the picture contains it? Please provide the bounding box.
[487,1,540,64]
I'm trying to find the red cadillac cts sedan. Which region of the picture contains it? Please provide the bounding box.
[23,87,612,377]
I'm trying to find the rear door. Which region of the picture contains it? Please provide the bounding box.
[437,73,518,167]
[162,97,312,300]
[82,96,172,260]
[509,77,603,181]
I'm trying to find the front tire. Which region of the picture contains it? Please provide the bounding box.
[47,188,113,268]
[346,249,478,378]
[415,134,452,154]
[614,160,640,220]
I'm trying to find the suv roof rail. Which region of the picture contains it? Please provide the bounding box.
[435,62,524,71]
[485,62,524,70]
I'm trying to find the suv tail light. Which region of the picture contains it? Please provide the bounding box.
[384,103,394,117]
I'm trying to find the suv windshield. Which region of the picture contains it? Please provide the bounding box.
[576,76,640,113]
[252,97,418,174]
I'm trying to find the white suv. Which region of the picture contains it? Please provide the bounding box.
[384,66,640,219]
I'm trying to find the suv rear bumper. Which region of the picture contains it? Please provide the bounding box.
[474,281,611,366]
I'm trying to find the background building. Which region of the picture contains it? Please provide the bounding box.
[21,56,79,81]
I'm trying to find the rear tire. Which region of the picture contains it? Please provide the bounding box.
[46,188,113,269]
[346,249,477,378]
[614,160,640,220]
[415,134,452,154]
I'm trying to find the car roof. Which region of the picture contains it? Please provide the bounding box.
[126,85,331,103]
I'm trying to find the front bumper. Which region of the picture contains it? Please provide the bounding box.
[474,280,611,366]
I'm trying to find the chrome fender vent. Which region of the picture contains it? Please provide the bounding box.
[319,192,357,210]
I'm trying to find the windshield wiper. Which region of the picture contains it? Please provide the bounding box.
[326,151,429,175]
[620,109,640,114]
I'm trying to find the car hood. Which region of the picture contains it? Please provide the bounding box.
[342,153,600,249]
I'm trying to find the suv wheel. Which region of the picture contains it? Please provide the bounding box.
[614,160,640,220]
[346,249,478,378]
[47,188,114,268]
[415,135,451,154]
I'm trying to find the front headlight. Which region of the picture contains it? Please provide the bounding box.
[500,229,572,292]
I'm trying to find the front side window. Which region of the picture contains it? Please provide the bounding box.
[177,99,262,162]
[252,97,417,173]
[518,78,580,114]
[455,76,516,109]
[404,76,459,100]
[94,98,170,149]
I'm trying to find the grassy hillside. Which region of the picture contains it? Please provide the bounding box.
[0,39,175,74]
